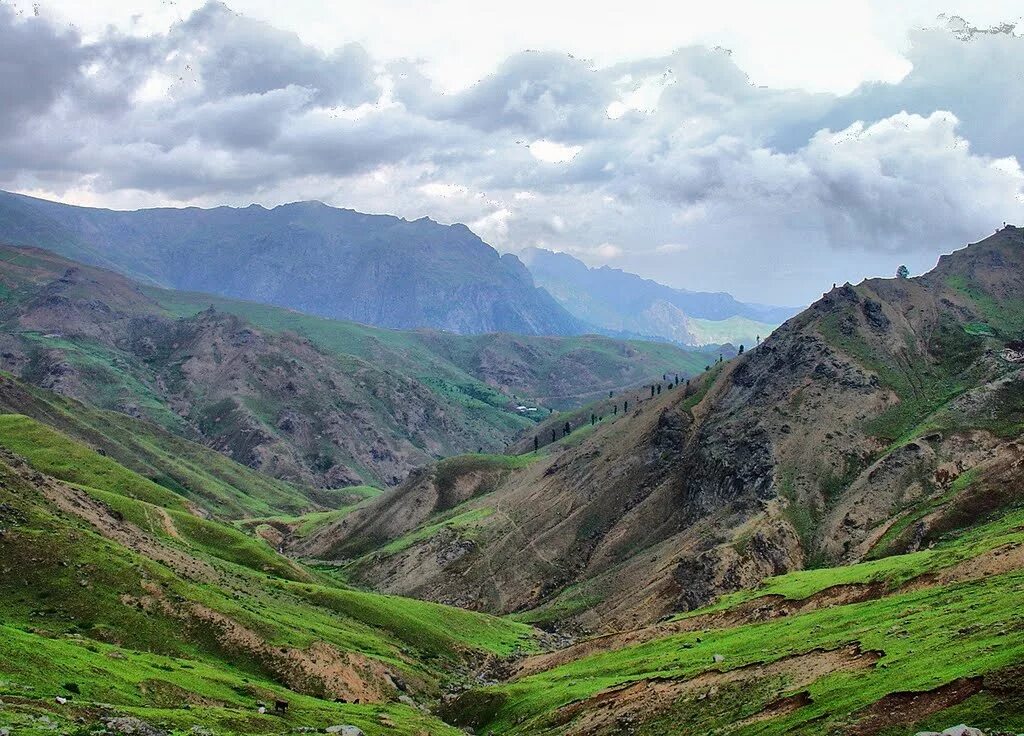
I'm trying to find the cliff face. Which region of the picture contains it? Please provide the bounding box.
[304,227,1024,631]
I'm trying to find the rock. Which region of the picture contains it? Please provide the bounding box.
[103,716,167,736]
[325,727,364,736]
[397,694,416,707]
[54,696,67,704]
[941,727,985,736]
[712,653,725,663]
[257,706,266,714]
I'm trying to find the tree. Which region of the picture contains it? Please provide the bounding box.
[738,344,744,354]
[623,400,628,412]
[591,413,596,426]
[656,384,661,395]
[896,264,910,279]
[534,436,539,452]
[756,335,761,345]
[609,390,613,398]
[651,385,656,398]
[563,421,571,437]
[613,404,618,415]
[551,429,556,443]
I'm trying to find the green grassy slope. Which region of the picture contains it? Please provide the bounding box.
[447,503,1024,735]
[150,285,707,413]
[0,242,707,487]
[0,373,318,517]
[0,416,538,735]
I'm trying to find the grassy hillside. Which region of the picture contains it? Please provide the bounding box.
[443,500,1024,734]
[151,286,708,411]
[300,227,1024,640]
[0,373,318,517]
[0,410,538,736]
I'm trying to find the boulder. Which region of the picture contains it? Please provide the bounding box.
[325,727,365,736]
[941,727,985,736]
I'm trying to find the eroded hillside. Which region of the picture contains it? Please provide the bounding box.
[302,227,1024,632]
[0,245,702,488]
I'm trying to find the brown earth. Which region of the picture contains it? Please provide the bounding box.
[305,226,1024,632]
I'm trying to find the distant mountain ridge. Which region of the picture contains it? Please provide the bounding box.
[0,190,582,336]
[0,243,706,487]
[520,247,797,346]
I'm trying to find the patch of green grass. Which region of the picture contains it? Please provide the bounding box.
[468,565,1024,735]
[434,453,537,497]
[0,414,188,510]
[0,373,317,517]
[375,507,495,558]
[19,332,184,432]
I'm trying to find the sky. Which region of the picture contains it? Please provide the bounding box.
[1,1,1023,305]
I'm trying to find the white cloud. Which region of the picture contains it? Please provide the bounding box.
[528,139,583,163]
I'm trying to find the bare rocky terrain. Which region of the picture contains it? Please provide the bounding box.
[304,226,1024,631]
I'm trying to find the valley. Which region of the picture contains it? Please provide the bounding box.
[1,225,1023,735]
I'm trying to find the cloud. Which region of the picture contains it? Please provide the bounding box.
[168,2,378,107]
[0,4,88,128]
[1,4,1023,304]
[529,139,583,163]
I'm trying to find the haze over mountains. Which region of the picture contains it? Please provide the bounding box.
[522,247,797,346]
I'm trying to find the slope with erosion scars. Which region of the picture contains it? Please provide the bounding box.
[304,226,1024,634]
[0,242,705,489]
[442,499,1024,735]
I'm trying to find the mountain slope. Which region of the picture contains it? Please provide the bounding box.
[442,503,1024,735]
[0,190,582,336]
[0,404,537,736]
[0,244,704,487]
[303,226,1024,631]
[521,247,796,346]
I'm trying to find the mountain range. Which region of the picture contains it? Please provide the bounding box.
[521,246,797,347]
[0,190,581,336]
[0,191,792,348]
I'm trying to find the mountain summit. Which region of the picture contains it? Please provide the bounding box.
[0,190,582,336]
